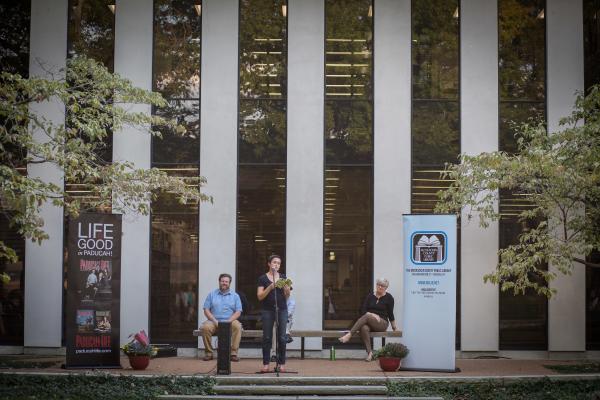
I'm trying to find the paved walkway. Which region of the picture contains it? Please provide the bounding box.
[3,355,599,379]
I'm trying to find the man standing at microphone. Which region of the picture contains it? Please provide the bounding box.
[257,254,290,373]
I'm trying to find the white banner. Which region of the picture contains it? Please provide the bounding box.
[402,214,457,371]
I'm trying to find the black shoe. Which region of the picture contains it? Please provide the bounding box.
[285,334,293,343]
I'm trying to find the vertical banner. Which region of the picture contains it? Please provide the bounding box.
[402,214,456,371]
[66,213,121,368]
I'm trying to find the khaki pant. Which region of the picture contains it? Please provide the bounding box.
[201,320,241,356]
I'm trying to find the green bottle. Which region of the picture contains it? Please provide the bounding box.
[330,346,336,361]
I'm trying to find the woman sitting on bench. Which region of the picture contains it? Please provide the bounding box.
[338,278,398,361]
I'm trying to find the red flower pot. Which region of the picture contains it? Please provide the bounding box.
[378,357,401,372]
[128,355,150,370]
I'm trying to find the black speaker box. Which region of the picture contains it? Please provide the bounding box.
[217,321,231,375]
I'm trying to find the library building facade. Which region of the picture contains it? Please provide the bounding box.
[1,0,599,357]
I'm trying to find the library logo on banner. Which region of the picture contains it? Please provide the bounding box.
[411,232,447,264]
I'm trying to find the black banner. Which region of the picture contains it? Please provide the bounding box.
[66,213,121,368]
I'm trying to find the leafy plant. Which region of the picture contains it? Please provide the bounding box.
[373,342,409,359]
[121,330,157,357]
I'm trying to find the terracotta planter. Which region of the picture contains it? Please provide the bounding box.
[378,357,401,372]
[128,355,150,370]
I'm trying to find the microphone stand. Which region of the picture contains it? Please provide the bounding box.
[272,268,280,377]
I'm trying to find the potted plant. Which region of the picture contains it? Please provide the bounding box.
[373,342,409,372]
[121,330,157,370]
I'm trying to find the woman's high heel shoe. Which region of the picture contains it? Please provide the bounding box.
[365,352,373,362]
[338,332,351,343]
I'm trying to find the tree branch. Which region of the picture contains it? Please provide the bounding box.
[573,257,600,268]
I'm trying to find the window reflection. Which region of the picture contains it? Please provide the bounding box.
[498,0,547,351]
[411,0,460,349]
[239,100,286,164]
[584,0,600,350]
[68,0,115,72]
[151,167,200,344]
[236,0,287,344]
[239,0,287,99]
[150,0,201,345]
[324,0,373,345]
[0,0,29,346]
[325,0,372,99]
[323,168,372,330]
[153,100,200,164]
[236,166,286,331]
[154,0,201,98]
[411,0,459,214]
[65,0,115,209]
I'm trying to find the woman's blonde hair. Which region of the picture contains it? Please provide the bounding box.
[376,278,389,288]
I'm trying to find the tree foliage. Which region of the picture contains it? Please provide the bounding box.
[436,87,600,298]
[0,56,211,268]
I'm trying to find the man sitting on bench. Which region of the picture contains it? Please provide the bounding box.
[200,273,243,362]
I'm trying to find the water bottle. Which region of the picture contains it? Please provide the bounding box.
[330,346,336,361]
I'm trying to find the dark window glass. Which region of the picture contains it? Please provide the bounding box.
[324,0,373,347]
[150,0,201,345]
[153,0,201,99]
[498,0,547,350]
[63,0,115,345]
[236,1,287,343]
[325,101,373,165]
[153,100,200,164]
[236,166,286,328]
[323,167,373,332]
[239,0,287,99]
[0,0,29,346]
[411,0,460,349]
[325,0,373,100]
[65,0,115,204]
[68,0,115,72]
[584,0,600,350]
[150,166,199,344]
[239,100,286,164]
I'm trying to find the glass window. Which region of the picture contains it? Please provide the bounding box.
[411,0,460,349]
[584,0,600,350]
[324,0,373,347]
[151,167,200,344]
[150,0,201,345]
[0,1,29,346]
[66,0,116,193]
[498,0,547,350]
[153,0,201,99]
[68,0,115,72]
[236,0,287,341]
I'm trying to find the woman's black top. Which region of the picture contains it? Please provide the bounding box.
[257,273,288,312]
[361,292,395,322]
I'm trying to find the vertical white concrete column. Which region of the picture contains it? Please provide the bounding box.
[198,0,239,336]
[286,0,324,351]
[113,0,153,344]
[24,0,68,349]
[373,0,411,331]
[460,0,500,351]
[547,0,585,352]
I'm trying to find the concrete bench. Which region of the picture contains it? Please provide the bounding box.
[193,329,402,359]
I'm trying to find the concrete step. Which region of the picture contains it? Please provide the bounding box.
[214,376,388,386]
[159,396,442,400]
[213,384,387,396]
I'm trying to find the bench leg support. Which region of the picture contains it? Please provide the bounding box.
[301,337,305,359]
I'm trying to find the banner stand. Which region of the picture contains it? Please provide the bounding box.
[65,213,122,369]
[401,214,457,372]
